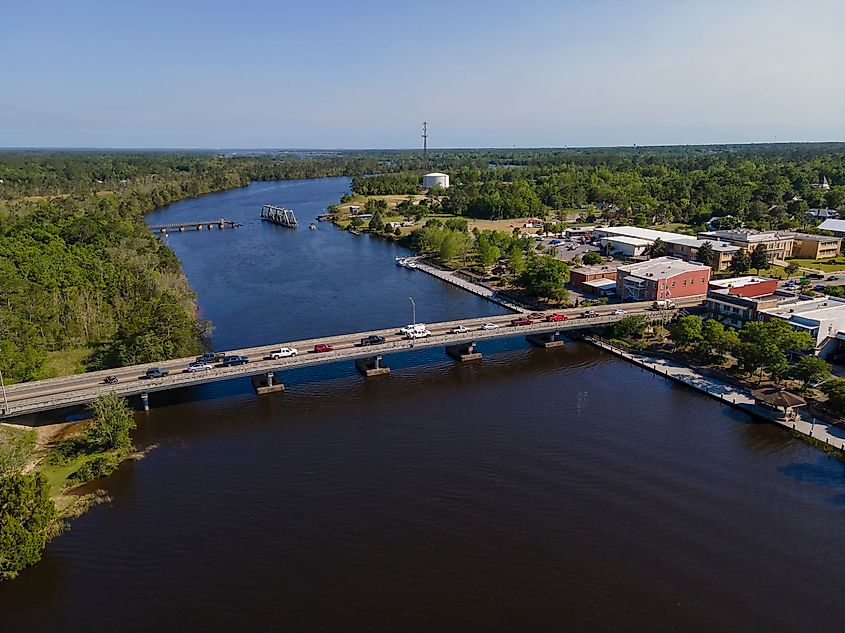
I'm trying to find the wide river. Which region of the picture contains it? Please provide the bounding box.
[2,178,844,632]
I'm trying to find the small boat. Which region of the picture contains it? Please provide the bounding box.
[395,257,407,267]
[309,223,317,230]
[405,261,418,269]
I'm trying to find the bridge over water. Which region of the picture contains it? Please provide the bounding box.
[1,301,686,419]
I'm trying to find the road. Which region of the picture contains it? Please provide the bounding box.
[1,299,700,418]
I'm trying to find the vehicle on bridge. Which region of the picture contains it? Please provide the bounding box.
[313,344,334,353]
[406,329,431,339]
[399,323,427,335]
[270,347,298,359]
[479,323,499,330]
[546,313,568,322]
[186,362,213,372]
[104,375,119,384]
[510,317,533,326]
[580,310,600,318]
[611,309,627,316]
[196,352,226,363]
[220,355,249,366]
[141,368,169,379]
[652,300,676,310]
[359,335,386,346]
[450,325,470,334]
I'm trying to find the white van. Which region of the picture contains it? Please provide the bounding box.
[652,300,676,309]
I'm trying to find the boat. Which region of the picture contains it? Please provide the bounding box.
[261,204,297,227]
[395,257,407,267]
[309,223,317,230]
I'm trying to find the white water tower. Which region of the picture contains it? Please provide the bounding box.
[422,172,450,189]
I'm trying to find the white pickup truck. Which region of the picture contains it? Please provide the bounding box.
[270,347,298,359]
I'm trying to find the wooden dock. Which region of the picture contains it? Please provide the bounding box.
[149,219,241,233]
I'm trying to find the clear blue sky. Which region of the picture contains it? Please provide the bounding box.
[2,0,843,148]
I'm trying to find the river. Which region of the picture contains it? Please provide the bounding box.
[2,178,844,632]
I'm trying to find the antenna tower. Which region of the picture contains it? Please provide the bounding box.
[422,121,428,162]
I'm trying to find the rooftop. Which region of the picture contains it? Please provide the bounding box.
[618,256,710,279]
[709,276,776,289]
[699,229,787,243]
[596,225,738,251]
[819,219,845,233]
[760,296,845,321]
[571,264,620,276]
[583,278,618,289]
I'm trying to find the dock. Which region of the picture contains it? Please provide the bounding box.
[582,335,845,452]
[149,219,241,233]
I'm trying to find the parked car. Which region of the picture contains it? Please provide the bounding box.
[103,375,119,384]
[406,329,431,339]
[549,239,562,245]
[313,343,333,353]
[813,284,827,291]
[546,313,568,322]
[450,325,470,334]
[220,355,249,366]
[827,276,839,281]
[611,309,627,316]
[186,362,213,372]
[479,322,499,330]
[510,317,533,326]
[808,273,824,280]
[359,335,386,346]
[141,368,169,379]
[270,347,298,359]
[196,351,226,364]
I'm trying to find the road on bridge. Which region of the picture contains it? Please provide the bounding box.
[1,299,698,418]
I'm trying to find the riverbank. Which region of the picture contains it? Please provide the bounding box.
[581,335,845,455]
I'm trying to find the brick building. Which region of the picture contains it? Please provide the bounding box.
[616,257,711,302]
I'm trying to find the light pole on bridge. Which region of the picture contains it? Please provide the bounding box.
[409,297,416,326]
[0,368,7,415]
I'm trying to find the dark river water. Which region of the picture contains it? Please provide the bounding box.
[3,178,845,632]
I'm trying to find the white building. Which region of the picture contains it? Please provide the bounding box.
[593,225,739,269]
[818,219,845,237]
[759,296,845,356]
[422,172,450,189]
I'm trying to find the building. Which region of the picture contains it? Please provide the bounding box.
[422,172,450,189]
[705,277,784,328]
[818,219,845,237]
[565,227,593,239]
[570,264,618,291]
[615,257,711,302]
[811,175,831,191]
[790,233,842,260]
[593,226,739,270]
[759,296,845,357]
[697,229,796,260]
[582,278,617,296]
[807,208,839,221]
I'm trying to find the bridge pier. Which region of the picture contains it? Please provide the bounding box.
[446,342,482,362]
[526,331,566,349]
[355,355,390,377]
[140,392,150,411]
[252,372,285,395]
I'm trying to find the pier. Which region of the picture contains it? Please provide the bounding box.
[149,219,241,233]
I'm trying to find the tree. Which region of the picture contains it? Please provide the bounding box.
[85,393,136,452]
[734,319,814,381]
[393,225,402,237]
[671,315,703,349]
[507,245,527,277]
[785,261,800,277]
[822,378,845,415]
[607,315,649,339]
[519,256,570,298]
[0,427,36,477]
[582,251,602,265]
[697,318,738,360]
[750,244,770,273]
[789,355,831,389]
[729,249,751,274]
[696,241,715,268]
[0,472,56,580]
[368,209,385,233]
[648,238,667,258]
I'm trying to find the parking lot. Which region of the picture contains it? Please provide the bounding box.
[531,235,601,262]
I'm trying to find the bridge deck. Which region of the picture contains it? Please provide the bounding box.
[1,301,688,419]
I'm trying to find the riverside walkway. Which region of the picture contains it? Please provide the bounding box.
[585,336,845,452]
[404,259,530,313]
[0,302,688,419]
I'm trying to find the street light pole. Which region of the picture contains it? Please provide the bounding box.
[0,368,7,415]
[409,297,416,326]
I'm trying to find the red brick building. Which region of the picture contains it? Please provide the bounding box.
[570,264,618,291]
[616,257,711,302]
[708,276,778,298]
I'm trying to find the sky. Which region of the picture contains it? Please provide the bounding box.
[2,0,844,148]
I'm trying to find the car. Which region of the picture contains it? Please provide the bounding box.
[406,329,431,339]
[186,362,213,372]
[510,317,533,326]
[827,276,839,281]
[103,375,119,384]
[313,343,333,353]
[611,309,627,316]
[549,239,561,245]
[220,355,249,366]
[580,310,600,318]
[808,273,824,280]
[450,325,470,334]
[479,322,499,330]
[359,335,386,347]
[141,368,169,379]
[399,323,427,335]
[196,351,226,363]
[546,313,568,322]
[270,347,298,359]
[813,284,826,291]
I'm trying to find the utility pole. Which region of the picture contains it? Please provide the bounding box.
[0,368,7,416]
[422,122,428,163]
[409,296,416,326]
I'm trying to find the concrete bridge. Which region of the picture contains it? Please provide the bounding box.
[148,219,241,233]
[0,301,688,419]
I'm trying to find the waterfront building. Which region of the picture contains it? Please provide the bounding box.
[570,264,619,291]
[422,172,450,189]
[705,277,786,328]
[615,257,711,302]
[759,296,845,357]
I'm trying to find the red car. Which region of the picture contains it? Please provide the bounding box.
[546,313,568,322]
[313,343,334,353]
[511,317,533,326]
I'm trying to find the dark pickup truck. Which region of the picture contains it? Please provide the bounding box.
[359,335,386,346]
[220,355,249,367]
[196,351,226,363]
[141,368,169,379]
